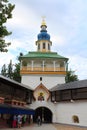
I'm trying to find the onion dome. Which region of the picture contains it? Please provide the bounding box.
[38,31,50,40]
[37,19,50,40]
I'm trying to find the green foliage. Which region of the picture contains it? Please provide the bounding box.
[65,69,78,83]
[18,52,23,62]
[7,60,13,78]
[1,64,7,76]
[1,53,22,82]
[13,63,21,83]
[0,0,15,52]
[1,60,13,78]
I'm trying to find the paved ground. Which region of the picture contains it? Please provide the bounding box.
[54,124,87,130]
[1,123,87,130]
[0,124,56,130]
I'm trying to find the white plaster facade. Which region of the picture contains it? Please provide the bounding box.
[56,101,87,127]
[36,40,52,52]
[26,100,87,127]
[28,100,57,123]
[21,74,65,89]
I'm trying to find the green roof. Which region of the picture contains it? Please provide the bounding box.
[20,51,68,60]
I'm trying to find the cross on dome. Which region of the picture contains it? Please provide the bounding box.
[41,16,47,27]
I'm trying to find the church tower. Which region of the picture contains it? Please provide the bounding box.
[20,19,68,90]
[36,18,52,52]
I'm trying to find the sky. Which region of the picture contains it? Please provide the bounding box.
[1,0,87,80]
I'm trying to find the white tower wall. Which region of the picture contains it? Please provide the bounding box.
[21,74,65,89]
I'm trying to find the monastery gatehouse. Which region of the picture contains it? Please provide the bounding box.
[0,19,87,128]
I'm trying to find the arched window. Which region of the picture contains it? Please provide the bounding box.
[72,115,79,123]
[43,43,45,49]
[38,43,40,50]
[48,43,50,50]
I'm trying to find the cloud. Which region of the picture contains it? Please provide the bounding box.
[1,0,87,80]
[68,55,87,80]
[7,1,40,30]
[51,35,66,46]
[0,52,16,70]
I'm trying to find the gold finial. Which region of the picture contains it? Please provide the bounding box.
[41,16,46,26]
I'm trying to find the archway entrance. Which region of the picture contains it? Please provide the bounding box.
[33,107,52,123]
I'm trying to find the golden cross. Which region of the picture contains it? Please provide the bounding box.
[42,16,46,22]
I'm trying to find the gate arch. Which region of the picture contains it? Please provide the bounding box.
[33,106,52,123]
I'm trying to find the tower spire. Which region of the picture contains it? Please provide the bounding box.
[36,18,52,52]
[41,16,47,27]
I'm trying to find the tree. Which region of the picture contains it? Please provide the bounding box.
[1,53,23,82]
[12,53,23,82]
[1,60,13,78]
[7,59,13,78]
[1,60,21,82]
[65,69,78,83]
[1,64,7,76]
[0,0,15,52]
[13,63,21,82]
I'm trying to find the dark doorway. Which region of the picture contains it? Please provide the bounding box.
[33,107,52,123]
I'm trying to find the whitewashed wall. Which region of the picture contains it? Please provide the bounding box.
[21,74,65,89]
[28,100,57,122]
[56,101,87,127]
[26,96,87,127]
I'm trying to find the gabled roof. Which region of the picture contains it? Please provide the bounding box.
[34,83,49,93]
[33,83,50,100]
[20,51,68,61]
[50,79,87,91]
[0,75,33,90]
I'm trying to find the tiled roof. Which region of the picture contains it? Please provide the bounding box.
[0,75,33,90]
[20,51,68,60]
[50,79,87,91]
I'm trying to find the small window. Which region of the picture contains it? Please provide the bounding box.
[51,91,56,102]
[40,77,42,81]
[48,43,50,50]
[43,43,45,49]
[72,115,79,123]
[38,43,40,50]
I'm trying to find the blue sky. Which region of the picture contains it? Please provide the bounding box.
[1,0,87,80]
